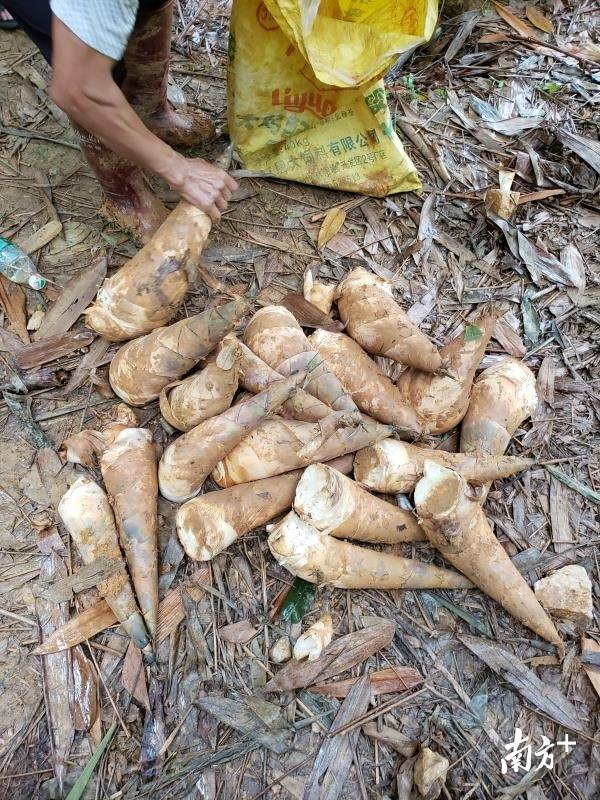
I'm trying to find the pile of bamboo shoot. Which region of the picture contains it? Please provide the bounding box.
[63,259,557,660]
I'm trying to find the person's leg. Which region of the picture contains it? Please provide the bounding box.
[3,0,167,244]
[122,0,215,147]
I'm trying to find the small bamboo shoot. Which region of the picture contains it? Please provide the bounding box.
[159,339,240,431]
[268,512,472,589]
[176,456,354,560]
[309,328,421,435]
[109,298,247,406]
[100,412,159,636]
[335,267,442,372]
[159,371,307,502]
[243,305,357,412]
[230,334,331,422]
[213,415,392,487]
[293,613,333,661]
[414,462,562,645]
[460,358,538,455]
[396,312,497,434]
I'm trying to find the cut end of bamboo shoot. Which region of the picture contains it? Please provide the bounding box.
[294,462,424,543]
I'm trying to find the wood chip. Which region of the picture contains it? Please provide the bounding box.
[0,274,29,344]
[304,675,371,800]
[582,638,600,699]
[310,666,423,698]
[32,566,210,655]
[14,328,95,370]
[17,220,63,255]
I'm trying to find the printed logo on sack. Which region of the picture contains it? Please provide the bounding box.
[256,2,279,30]
[272,88,337,118]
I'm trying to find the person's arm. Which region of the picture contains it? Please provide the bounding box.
[50,17,236,221]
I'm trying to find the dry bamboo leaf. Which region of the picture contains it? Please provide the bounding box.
[459,635,587,734]
[198,694,291,753]
[525,6,554,33]
[494,3,538,38]
[363,722,418,756]
[264,618,395,692]
[478,32,510,43]
[122,640,150,709]
[311,666,422,698]
[70,645,98,731]
[34,256,107,341]
[304,675,371,800]
[32,566,210,655]
[14,328,95,370]
[17,220,63,255]
[218,619,259,644]
[280,292,343,331]
[0,275,29,344]
[317,206,347,249]
[583,638,600,699]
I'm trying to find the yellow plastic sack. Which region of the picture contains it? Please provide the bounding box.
[227,0,437,196]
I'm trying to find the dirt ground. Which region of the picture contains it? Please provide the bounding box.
[0,1,599,798]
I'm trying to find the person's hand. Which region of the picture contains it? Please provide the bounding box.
[165,155,238,222]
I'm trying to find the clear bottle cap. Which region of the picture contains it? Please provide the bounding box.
[28,274,47,290]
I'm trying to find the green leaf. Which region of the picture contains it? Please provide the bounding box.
[539,81,562,94]
[434,87,447,98]
[422,591,491,637]
[464,324,483,342]
[66,721,117,800]
[281,578,315,624]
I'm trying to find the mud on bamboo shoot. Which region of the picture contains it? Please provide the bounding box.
[268,512,472,590]
[213,414,392,487]
[87,203,212,341]
[160,339,241,431]
[395,312,497,435]
[176,455,353,560]
[159,371,307,503]
[58,477,154,660]
[414,462,561,645]
[309,328,421,435]
[303,272,335,315]
[243,305,357,412]
[294,463,424,543]
[335,267,442,372]
[354,439,533,494]
[100,410,159,636]
[109,298,247,406]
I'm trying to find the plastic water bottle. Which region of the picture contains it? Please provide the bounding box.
[0,237,47,290]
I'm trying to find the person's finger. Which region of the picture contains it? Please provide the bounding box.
[215,195,228,212]
[207,203,221,223]
[225,175,238,192]
[221,186,232,203]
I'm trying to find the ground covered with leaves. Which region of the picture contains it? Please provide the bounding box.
[0,0,598,798]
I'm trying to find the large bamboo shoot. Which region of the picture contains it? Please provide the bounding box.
[268,512,472,589]
[414,462,561,645]
[87,203,211,341]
